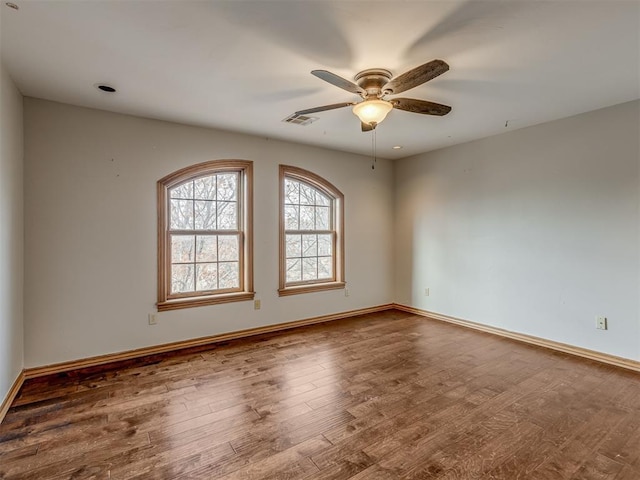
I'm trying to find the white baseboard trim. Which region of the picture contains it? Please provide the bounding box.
[24,304,395,380]
[394,304,640,373]
[0,370,25,425]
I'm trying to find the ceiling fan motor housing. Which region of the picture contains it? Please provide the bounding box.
[354,69,392,98]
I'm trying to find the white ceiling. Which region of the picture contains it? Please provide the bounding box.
[1,1,639,159]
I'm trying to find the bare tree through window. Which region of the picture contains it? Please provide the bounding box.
[169,173,240,294]
[284,178,334,283]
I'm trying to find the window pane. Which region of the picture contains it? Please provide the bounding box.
[171,235,195,263]
[318,257,333,279]
[299,205,315,230]
[302,235,317,257]
[170,199,193,230]
[171,264,194,293]
[284,179,299,205]
[196,263,218,291]
[315,207,329,230]
[170,181,193,199]
[286,258,302,283]
[194,200,216,230]
[218,235,239,261]
[218,262,240,289]
[302,257,318,281]
[194,176,216,200]
[300,183,315,205]
[196,235,217,262]
[284,205,299,230]
[316,192,330,207]
[217,174,237,201]
[286,234,302,258]
[318,234,332,256]
[280,169,341,290]
[217,201,237,230]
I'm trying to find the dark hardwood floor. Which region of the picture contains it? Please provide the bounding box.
[1,310,639,479]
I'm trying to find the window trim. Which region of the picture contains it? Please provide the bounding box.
[278,165,345,296]
[157,160,254,311]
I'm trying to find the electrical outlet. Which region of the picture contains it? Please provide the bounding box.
[254,299,261,310]
[424,288,430,297]
[596,316,607,330]
[345,288,350,297]
[148,314,157,325]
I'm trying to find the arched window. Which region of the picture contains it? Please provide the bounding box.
[157,160,253,311]
[279,165,345,296]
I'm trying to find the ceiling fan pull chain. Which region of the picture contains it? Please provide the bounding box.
[371,128,377,170]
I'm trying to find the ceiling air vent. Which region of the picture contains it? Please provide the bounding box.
[282,113,318,126]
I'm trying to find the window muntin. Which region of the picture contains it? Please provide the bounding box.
[284,178,334,284]
[168,173,240,295]
[158,160,253,310]
[279,165,344,296]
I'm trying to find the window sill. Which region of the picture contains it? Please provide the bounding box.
[278,282,346,297]
[157,291,255,311]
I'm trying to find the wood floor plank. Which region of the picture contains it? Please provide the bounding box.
[616,464,640,480]
[0,427,150,479]
[305,450,375,480]
[432,420,544,480]
[1,309,638,480]
[217,436,326,480]
[110,435,235,479]
[569,453,625,480]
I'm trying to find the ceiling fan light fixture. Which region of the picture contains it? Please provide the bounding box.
[352,99,393,126]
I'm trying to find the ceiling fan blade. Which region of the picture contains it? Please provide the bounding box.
[312,70,365,95]
[383,60,449,95]
[392,98,452,116]
[295,102,355,115]
[361,122,375,132]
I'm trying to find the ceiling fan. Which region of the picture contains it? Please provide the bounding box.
[294,59,452,132]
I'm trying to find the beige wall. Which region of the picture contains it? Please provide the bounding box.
[20,96,640,368]
[395,100,640,361]
[23,98,395,367]
[0,60,24,399]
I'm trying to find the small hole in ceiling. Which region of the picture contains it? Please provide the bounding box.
[5,2,19,10]
[96,84,116,93]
